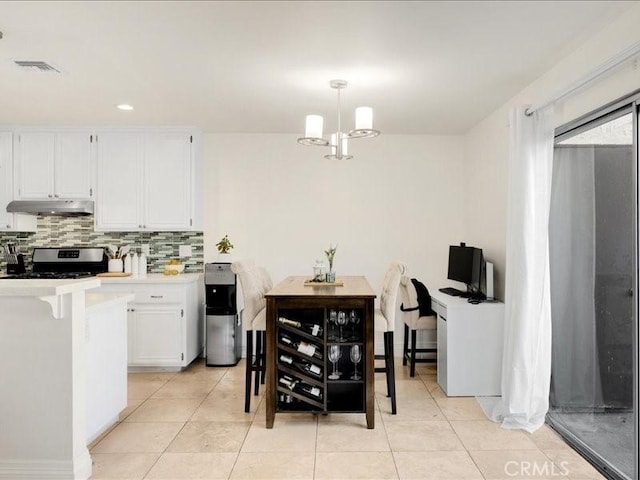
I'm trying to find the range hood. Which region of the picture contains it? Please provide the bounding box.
[6,200,94,215]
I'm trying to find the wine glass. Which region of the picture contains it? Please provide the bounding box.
[328,344,341,380]
[328,309,338,341]
[349,309,360,340]
[350,345,362,380]
[337,310,348,342]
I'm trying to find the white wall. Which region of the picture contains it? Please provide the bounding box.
[464,3,640,300]
[202,133,467,348]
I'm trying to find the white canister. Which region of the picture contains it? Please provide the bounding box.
[131,252,139,276]
[139,252,147,277]
[123,254,132,274]
[108,258,123,273]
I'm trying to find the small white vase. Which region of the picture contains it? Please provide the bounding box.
[218,252,233,263]
[108,258,123,273]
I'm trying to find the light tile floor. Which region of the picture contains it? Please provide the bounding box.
[89,359,604,480]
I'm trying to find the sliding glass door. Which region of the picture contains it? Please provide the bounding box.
[548,106,637,480]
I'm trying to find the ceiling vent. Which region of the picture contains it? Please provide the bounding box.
[14,60,60,73]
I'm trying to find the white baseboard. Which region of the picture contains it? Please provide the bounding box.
[0,452,92,480]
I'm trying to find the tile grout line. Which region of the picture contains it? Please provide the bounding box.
[417,368,490,480]
[141,366,220,480]
[226,366,263,479]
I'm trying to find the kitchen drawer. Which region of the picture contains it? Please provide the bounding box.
[133,287,185,304]
[96,284,185,304]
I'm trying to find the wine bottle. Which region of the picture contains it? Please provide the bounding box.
[296,381,323,400]
[279,374,297,390]
[279,354,322,379]
[279,333,323,360]
[278,317,323,337]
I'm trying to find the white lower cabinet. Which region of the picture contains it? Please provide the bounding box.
[97,275,203,369]
[128,304,184,366]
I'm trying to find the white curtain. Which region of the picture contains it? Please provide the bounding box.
[482,105,555,432]
[549,146,602,410]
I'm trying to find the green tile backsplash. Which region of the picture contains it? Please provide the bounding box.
[0,215,203,273]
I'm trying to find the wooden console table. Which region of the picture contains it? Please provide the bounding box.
[265,276,376,428]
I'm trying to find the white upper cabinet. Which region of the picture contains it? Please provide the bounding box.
[14,130,93,200]
[144,132,192,230]
[95,132,143,231]
[0,132,37,232]
[55,132,93,198]
[95,129,199,232]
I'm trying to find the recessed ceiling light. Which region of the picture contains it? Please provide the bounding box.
[116,104,134,111]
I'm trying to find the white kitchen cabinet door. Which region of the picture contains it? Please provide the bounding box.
[129,305,184,366]
[0,132,37,232]
[54,132,93,199]
[15,132,55,199]
[95,132,143,231]
[14,131,92,200]
[144,133,192,230]
[0,132,15,229]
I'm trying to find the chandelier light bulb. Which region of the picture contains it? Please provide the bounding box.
[305,114,324,139]
[355,107,373,130]
[330,133,337,155]
[341,133,349,155]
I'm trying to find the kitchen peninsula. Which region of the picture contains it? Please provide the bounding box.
[0,278,131,480]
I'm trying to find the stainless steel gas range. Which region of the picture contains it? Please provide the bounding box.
[2,247,108,279]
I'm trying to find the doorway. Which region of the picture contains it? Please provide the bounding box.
[548,107,637,480]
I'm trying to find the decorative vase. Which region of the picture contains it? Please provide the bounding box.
[313,260,325,282]
[108,258,123,273]
[218,252,233,263]
[326,271,336,283]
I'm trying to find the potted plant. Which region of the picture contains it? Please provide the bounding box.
[216,235,234,262]
[324,243,337,282]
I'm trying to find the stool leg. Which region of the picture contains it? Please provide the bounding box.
[402,324,409,366]
[260,331,266,385]
[387,331,397,415]
[254,331,262,396]
[384,332,391,397]
[410,329,417,377]
[245,331,253,413]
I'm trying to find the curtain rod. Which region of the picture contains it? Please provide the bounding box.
[524,40,640,116]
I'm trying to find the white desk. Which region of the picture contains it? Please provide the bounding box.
[431,290,504,396]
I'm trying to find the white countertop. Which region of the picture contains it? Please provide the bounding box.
[86,292,135,314]
[99,272,202,284]
[0,277,101,297]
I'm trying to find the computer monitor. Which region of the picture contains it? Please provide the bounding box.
[447,244,484,295]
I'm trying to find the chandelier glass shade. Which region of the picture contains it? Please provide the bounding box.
[297,79,380,159]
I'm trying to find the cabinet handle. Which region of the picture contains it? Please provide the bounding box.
[150,295,163,299]
[48,194,53,198]
[54,194,59,198]
[138,224,143,228]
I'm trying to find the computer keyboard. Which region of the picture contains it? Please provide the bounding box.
[439,287,466,297]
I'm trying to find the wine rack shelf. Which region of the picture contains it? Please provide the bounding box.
[266,277,376,429]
